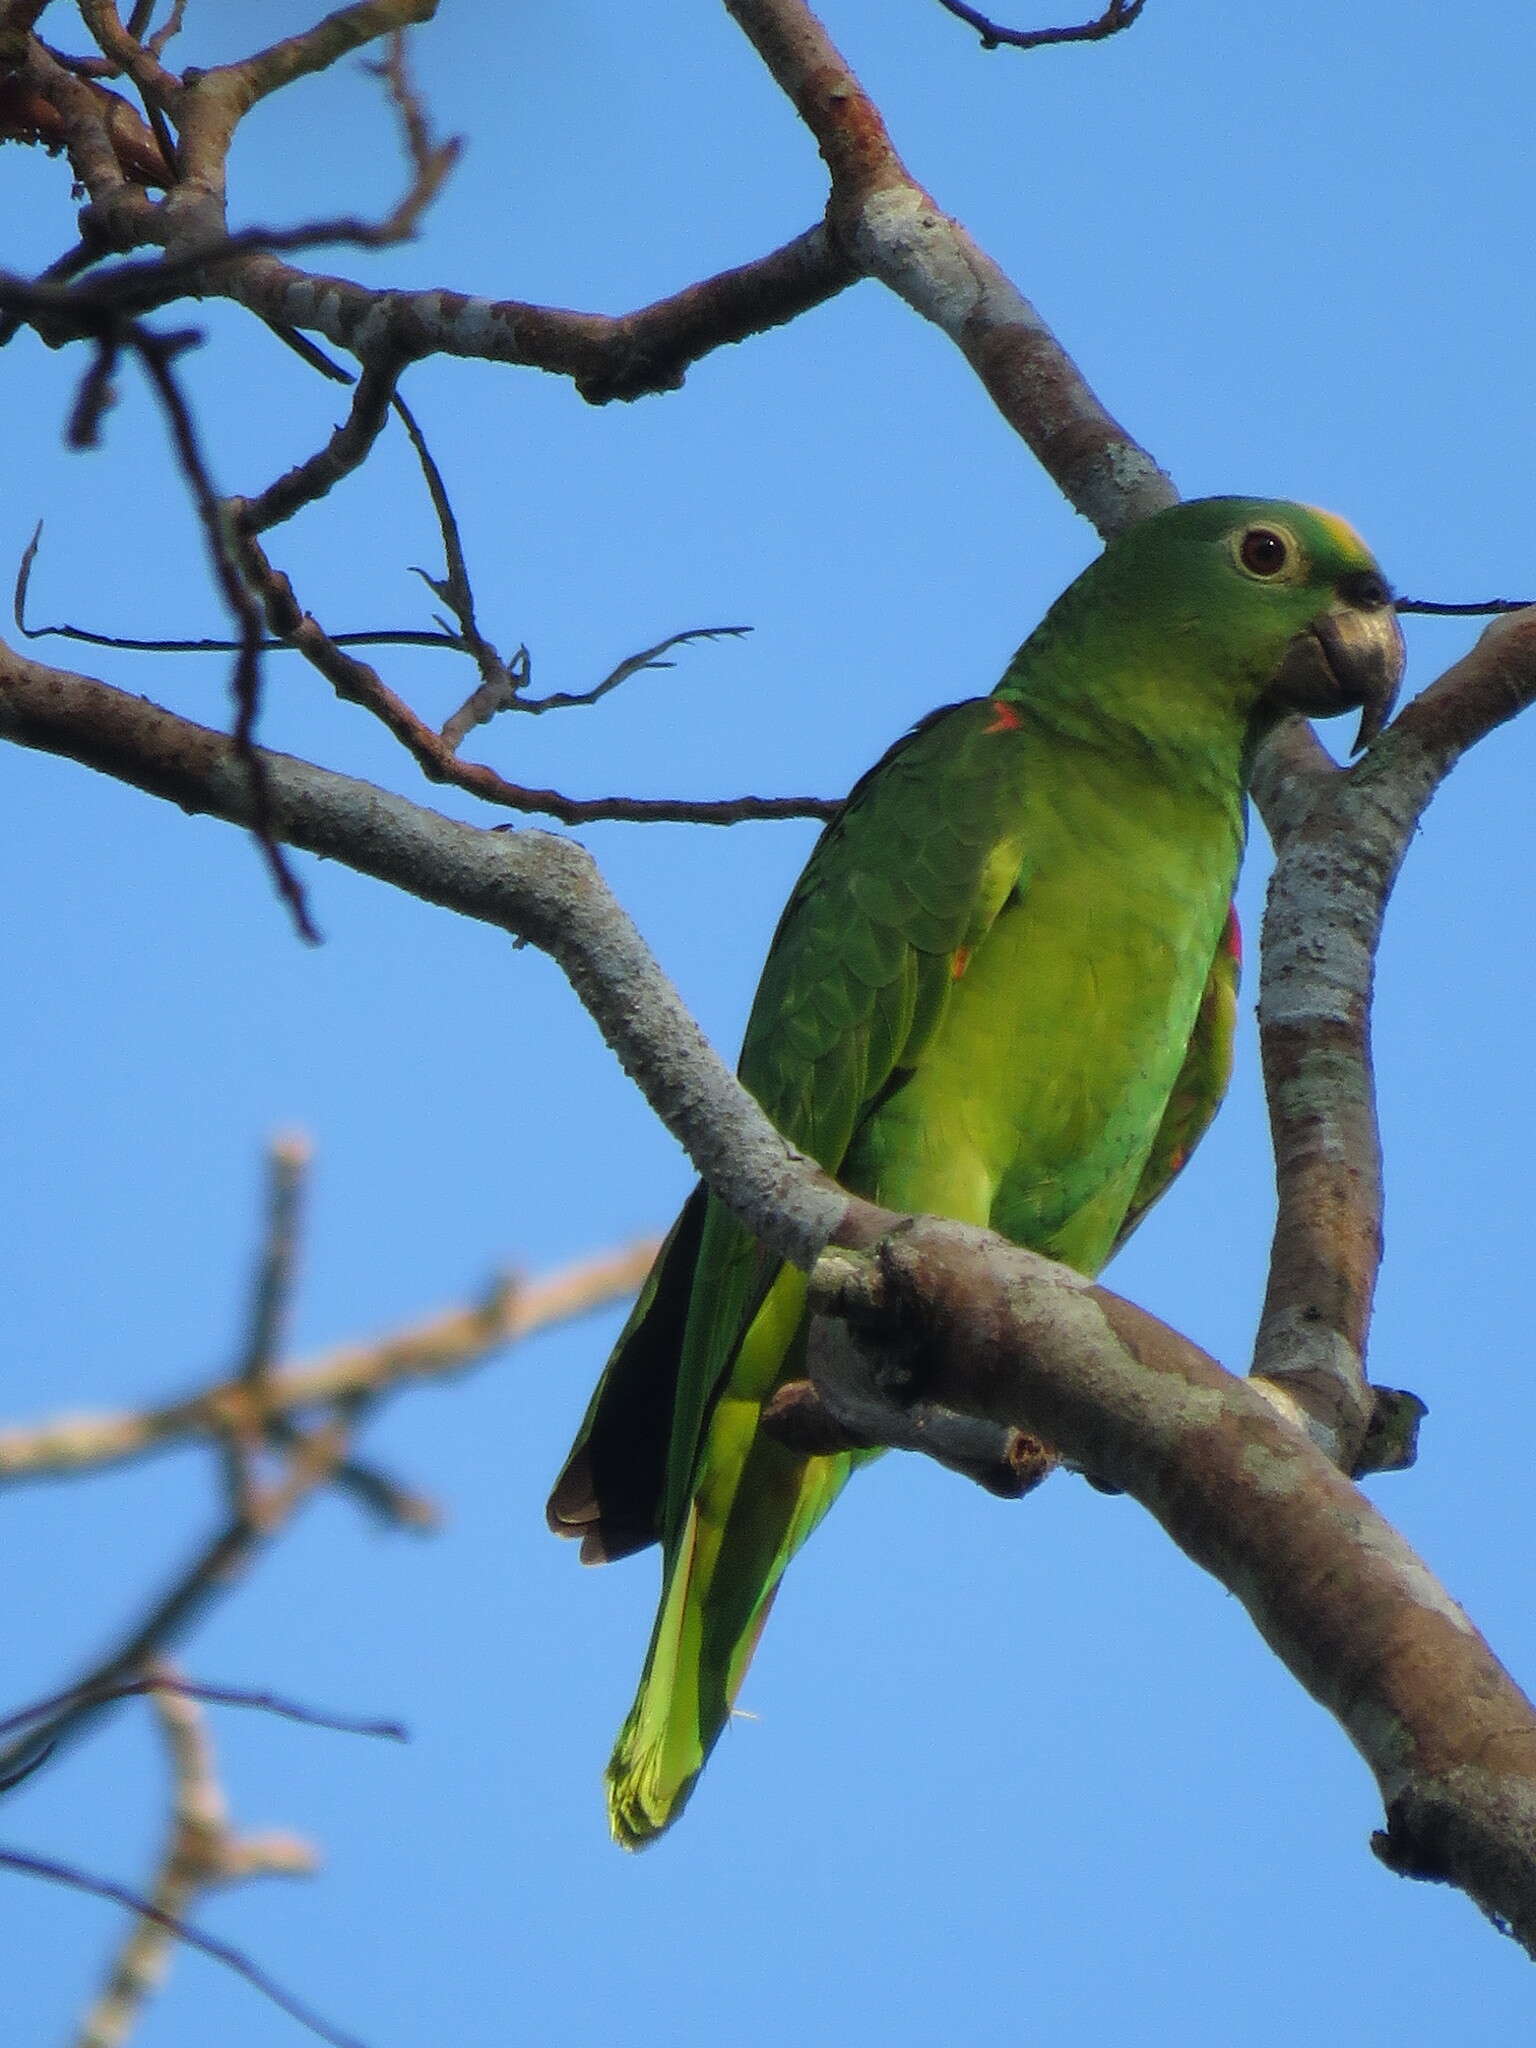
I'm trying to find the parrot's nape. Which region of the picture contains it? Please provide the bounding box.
[549,496,1404,1848]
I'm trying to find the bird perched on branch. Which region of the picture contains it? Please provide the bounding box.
[549,496,1404,1847]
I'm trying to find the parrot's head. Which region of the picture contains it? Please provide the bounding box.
[1215,499,1404,751]
[1072,497,1405,755]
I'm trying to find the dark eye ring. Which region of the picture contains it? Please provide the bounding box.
[1239,527,1290,577]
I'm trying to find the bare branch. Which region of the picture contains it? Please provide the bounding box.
[722,0,1174,533]
[0,1675,404,1745]
[800,1217,1536,1953]
[144,3,188,63]
[203,223,859,405]
[1250,610,1536,1458]
[228,530,837,825]
[130,326,320,942]
[389,390,526,732]
[194,0,439,110]
[232,358,403,535]
[0,1244,658,1484]
[932,0,1147,54]
[78,0,186,108]
[0,645,850,1266]
[3,1839,354,2048]
[18,532,788,813]
[218,1134,311,1518]
[236,1135,310,1391]
[72,1670,320,2048]
[15,35,137,200]
[12,0,1166,538]
[515,626,756,718]
[1397,595,1536,615]
[0,1431,353,1781]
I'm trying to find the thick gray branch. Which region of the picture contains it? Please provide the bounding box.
[807,1216,1536,1953]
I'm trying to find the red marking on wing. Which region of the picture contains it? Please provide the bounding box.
[951,947,971,979]
[1167,1146,1188,1176]
[1222,903,1242,968]
[984,699,1023,734]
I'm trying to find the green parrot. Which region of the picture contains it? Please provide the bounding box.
[549,496,1403,1848]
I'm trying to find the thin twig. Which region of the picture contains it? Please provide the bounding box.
[932,0,1147,53]
[221,1134,311,1517]
[0,1418,357,1783]
[516,626,755,716]
[231,526,839,825]
[233,358,403,536]
[129,326,321,942]
[0,1242,658,1485]
[391,390,521,724]
[237,1135,311,1391]
[1397,595,1536,615]
[3,1842,355,2048]
[0,1675,405,1745]
[71,1669,323,2048]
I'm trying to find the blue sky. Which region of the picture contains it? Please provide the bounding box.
[4,3,1535,2042]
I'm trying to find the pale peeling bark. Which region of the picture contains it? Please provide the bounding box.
[1251,612,1536,1466]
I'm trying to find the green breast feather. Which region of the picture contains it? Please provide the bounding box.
[548,496,1403,1848]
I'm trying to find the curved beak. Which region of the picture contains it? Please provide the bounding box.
[1268,602,1405,754]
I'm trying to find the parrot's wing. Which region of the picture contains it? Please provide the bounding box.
[549,698,1033,1561]
[547,1183,710,1561]
[1108,903,1240,1256]
[658,696,1034,1543]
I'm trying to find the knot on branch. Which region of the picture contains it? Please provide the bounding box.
[759,1224,1061,1498]
[1357,1385,1428,1476]
[1372,1796,1458,1886]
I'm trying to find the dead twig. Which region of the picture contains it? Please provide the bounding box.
[932,0,1147,53]
[0,1241,658,1487]
[0,1674,404,1746]
[71,1668,321,2048]
[220,1134,312,1519]
[4,1838,358,2048]
[129,324,321,943]
[231,525,838,825]
[232,359,404,537]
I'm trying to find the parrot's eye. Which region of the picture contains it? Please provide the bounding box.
[1239,527,1291,578]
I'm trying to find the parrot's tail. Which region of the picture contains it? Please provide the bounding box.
[604,1428,853,1849]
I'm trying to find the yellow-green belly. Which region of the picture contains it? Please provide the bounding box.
[842,776,1238,1276]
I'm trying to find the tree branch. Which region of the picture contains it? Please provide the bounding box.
[1249,611,1536,1461]
[932,0,1147,55]
[0,643,854,1266]
[5,588,1536,1944]
[71,1667,319,2048]
[798,1216,1536,1953]
[0,1242,659,1485]
[722,0,1174,532]
[196,224,860,406]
